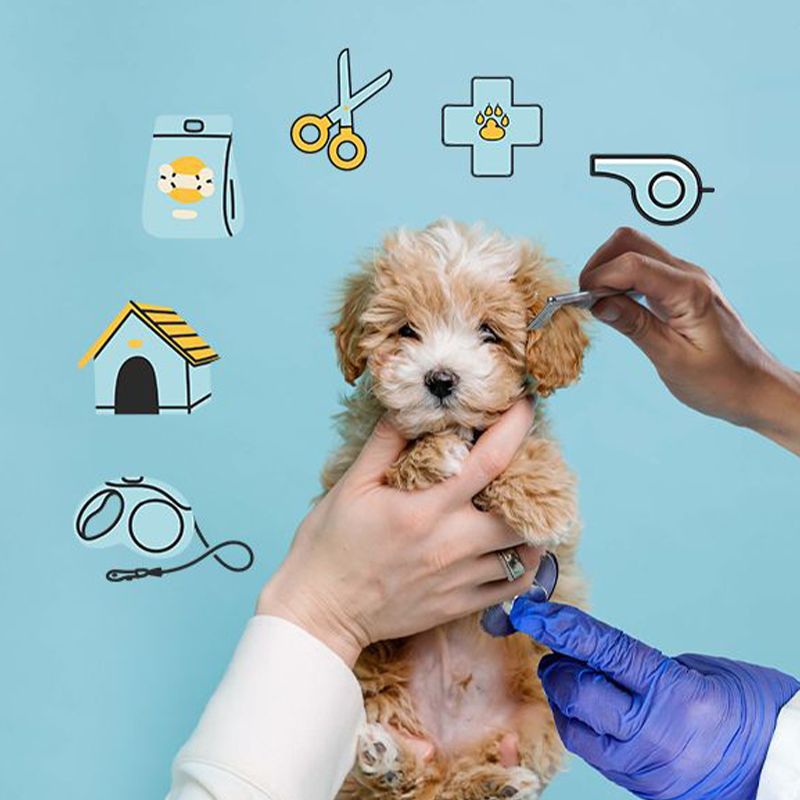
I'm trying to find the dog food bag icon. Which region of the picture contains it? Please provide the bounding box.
[142,115,244,238]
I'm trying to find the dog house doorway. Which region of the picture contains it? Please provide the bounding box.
[114,356,159,414]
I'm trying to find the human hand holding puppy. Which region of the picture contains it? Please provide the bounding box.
[582,227,800,454]
[257,398,543,668]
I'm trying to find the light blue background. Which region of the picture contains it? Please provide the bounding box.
[1,2,798,798]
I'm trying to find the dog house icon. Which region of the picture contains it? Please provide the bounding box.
[78,301,220,414]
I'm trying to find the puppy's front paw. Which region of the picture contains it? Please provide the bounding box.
[356,722,402,785]
[473,436,578,548]
[386,431,470,490]
[495,767,543,799]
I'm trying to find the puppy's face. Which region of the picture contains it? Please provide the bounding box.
[334,221,588,438]
[360,264,528,437]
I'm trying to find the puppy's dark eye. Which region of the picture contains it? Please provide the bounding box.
[398,323,420,340]
[479,322,501,344]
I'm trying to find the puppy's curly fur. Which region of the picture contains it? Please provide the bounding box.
[321,220,589,800]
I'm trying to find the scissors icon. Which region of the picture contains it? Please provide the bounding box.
[290,49,392,171]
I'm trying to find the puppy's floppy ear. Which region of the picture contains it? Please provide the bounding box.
[332,264,374,384]
[514,244,590,396]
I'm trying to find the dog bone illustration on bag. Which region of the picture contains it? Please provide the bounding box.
[142,115,244,238]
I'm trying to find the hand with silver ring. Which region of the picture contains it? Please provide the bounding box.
[258,398,543,667]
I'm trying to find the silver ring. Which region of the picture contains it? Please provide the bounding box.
[496,547,526,582]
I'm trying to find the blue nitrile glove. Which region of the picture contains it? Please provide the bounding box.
[510,599,800,800]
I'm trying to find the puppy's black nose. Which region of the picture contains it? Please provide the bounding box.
[424,369,459,399]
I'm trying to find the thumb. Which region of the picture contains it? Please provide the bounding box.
[592,295,673,365]
[345,416,407,486]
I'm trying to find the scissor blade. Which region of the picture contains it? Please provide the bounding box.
[337,49,353,127]
[347,68,393,113]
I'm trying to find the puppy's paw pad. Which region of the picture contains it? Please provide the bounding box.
[357,723,400,779]
[440,439,470,477]
[496,768,542,799]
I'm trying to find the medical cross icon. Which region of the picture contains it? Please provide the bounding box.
[442,77,543,177]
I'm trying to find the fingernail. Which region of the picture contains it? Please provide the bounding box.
[594,301,621,323]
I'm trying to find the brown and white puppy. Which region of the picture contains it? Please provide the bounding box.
[322,220,589,800]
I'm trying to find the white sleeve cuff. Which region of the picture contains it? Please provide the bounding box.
[169,614,366,800]
[757,689,800,800]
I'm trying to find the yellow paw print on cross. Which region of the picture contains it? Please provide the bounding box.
[476,104,509,140]
[442,77,542,177]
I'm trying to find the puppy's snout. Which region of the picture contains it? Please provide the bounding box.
[424,369,459,399]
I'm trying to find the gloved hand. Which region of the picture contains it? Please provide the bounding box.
[510,598,800,800]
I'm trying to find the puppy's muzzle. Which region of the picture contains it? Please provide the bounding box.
[424,369,459,400]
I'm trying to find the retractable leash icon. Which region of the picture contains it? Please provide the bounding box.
[75,476,254,582]
[590,154,714,225]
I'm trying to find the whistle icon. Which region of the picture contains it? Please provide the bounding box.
[590,154,714,225]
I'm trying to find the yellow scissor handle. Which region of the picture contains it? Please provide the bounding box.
[328,126,367,171]
[290,113,332,153]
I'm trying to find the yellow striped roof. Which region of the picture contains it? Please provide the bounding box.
[78,301,220,368]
